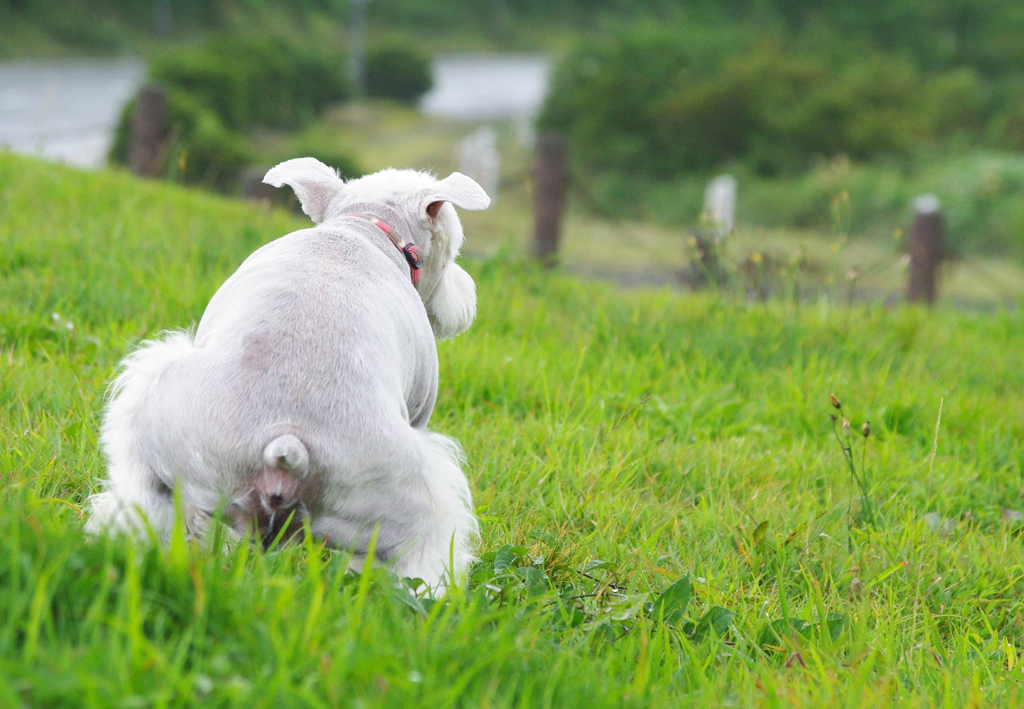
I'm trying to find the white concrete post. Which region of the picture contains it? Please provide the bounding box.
[704,174,737,238]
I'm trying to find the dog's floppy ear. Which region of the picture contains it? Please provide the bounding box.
[263,158,345,224]
[420,172,491,219]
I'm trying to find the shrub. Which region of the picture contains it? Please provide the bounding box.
[539,23,695,178]
[161,90,252,189]
[151,48,248,128]
[108,89,251,190]
[541,21,1024,181]
[364,44,433,103]
[110,33,352,191]
[285,128,362,180]
[151,36,351,131]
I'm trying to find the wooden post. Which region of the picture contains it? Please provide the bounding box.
[906,194,944,304]
[128,85,169,178]
[533,131,568,266]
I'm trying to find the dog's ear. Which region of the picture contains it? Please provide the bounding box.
[263,158,345,224]
[420,172,491,219]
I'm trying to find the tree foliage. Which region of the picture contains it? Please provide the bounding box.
[109,35,351,190]
[540,8,1024,178]
[365,45,433,103]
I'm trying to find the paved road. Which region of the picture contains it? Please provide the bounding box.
[0,58,144,169]
[420,54,551,121]
[0,54,549,169]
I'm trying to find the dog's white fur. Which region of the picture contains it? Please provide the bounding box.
[85,158,490,591]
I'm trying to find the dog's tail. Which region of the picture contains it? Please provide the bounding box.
[256,434,310,509]
[263,434,309,477]
[254,435,310,548]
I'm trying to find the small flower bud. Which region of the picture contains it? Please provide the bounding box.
[842,418,851,437]
[830,394,841,409]
[862,421,871,438]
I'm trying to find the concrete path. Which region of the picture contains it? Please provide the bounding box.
[420,54,551,121]
[0,58,144,169]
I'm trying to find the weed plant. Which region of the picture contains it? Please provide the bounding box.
[2,153,1024,706]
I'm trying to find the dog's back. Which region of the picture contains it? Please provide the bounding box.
[117,225,436,525]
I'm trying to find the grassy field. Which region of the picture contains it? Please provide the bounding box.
[3,150,1024,706]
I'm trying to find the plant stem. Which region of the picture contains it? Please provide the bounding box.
[832,414,874,526]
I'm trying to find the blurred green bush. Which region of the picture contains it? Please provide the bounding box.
[150,36,351,131]
[541,15,1024,254]
[364,44,433,103]
[108,90,251,191]
[110,35,355,191]
[540,22,1023,179]
[288,127,362,180]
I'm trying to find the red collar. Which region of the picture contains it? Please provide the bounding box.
[343,213,424,285]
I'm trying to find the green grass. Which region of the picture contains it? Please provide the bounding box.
[3,150,1024,707]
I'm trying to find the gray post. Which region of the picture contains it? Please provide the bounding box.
[906,194,944,304]
[153,0,171,39]
[348,0,369,97]
[687,174,736,288]
[703,174,736,239]
[533,132,568,266]
[128,85,169,178]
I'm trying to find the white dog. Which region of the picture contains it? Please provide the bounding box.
[86,158,490,591]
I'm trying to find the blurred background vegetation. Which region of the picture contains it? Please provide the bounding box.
[539,6,1024,257]
[2,0,1024,284]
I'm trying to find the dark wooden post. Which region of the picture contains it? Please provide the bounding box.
[128,85,169,178]
[533,131,569,266]
[906,194,944,304]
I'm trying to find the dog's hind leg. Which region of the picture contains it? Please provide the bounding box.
[393,429,479,594]
[85,331,195,543]
[309,429,477,593]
